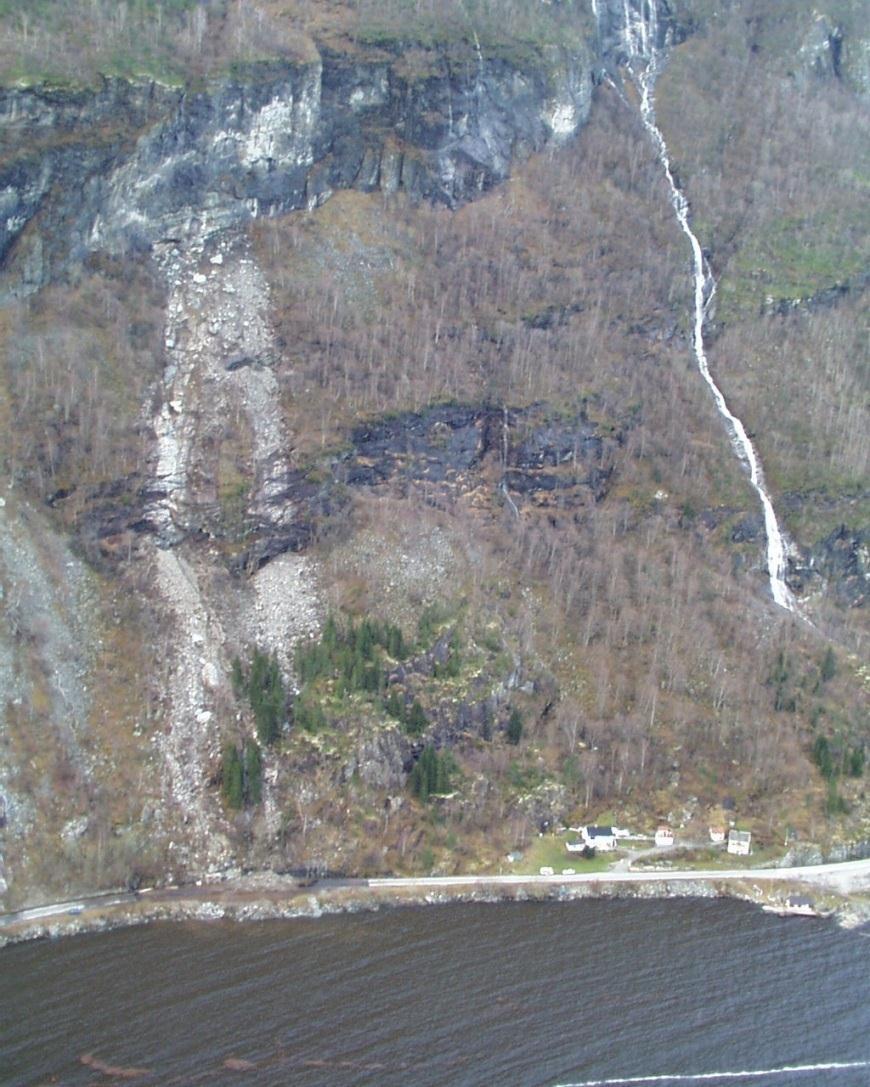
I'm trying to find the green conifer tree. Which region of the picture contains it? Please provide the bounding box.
[481,703,492,741]
[249,649,284,744]
[221,744,243,809]
[813,734,834,779]
[387,624,406,659]
[385,688,405,720]
[406,701,427,736]
[231,656,245,699]
[434,751,450,795]
[243,740,262,805]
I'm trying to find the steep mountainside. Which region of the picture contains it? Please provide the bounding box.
[0,0,867,908]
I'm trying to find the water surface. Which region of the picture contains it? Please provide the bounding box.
[2,899,869,1085]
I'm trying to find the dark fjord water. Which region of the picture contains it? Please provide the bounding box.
[2,899,869,1087]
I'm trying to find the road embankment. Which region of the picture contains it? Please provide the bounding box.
[2,860,869,948]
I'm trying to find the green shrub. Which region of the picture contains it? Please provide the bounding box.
[769,651,796,712]
[295,614,407,696]
[507,760,544,792]
[231,655,245,699]
[231,648,285,744]
[221,740,263,809]
[813,730,864,782]
[417,603,450,648]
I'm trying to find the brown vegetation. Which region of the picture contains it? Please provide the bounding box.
[0,2,865,891]
[0,256,164,518]
[656,1,869,560]
[239,89,867,872]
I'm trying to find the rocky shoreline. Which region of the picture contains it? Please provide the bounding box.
[3,873,869,949]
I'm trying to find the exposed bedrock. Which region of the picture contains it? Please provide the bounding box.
[0,44,593,292]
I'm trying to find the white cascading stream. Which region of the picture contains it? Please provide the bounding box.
[599,1,795,611]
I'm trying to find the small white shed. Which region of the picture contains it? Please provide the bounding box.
[655,826,675,847]
[727,830,752,856]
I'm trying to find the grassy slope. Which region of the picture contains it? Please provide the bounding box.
[0,0,591,87]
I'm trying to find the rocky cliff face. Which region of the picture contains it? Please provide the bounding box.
[1,42,592,295]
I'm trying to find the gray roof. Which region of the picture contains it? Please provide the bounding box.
[787,895,813,908]
[587,825,614,837]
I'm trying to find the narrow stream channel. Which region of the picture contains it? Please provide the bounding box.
[610,0,796,611]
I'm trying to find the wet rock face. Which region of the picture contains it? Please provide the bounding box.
[86,65,323,253]
[342,406,493,489]
[593,0,676,63]
[0,79,181,291]
[315,48,592,206]
[230,403,615,572]
[76,402,615,573]
[790,525,869,608]
[759,270,870,318]
[0,46,591,288]
[339,404,615,509]
[730,514,764,544]
[0,159,49,265]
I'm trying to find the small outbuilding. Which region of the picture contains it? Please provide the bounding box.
[786,895,815,913]
[655,825,675,847]
[709,826,726,843]
[727,829,752,856]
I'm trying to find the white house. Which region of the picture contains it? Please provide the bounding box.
[582,825,617,852]
[655,825,674,847]
[709,826,726,844]
[727,830,751,856]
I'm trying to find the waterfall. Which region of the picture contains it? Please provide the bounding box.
[597,1,796,611]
